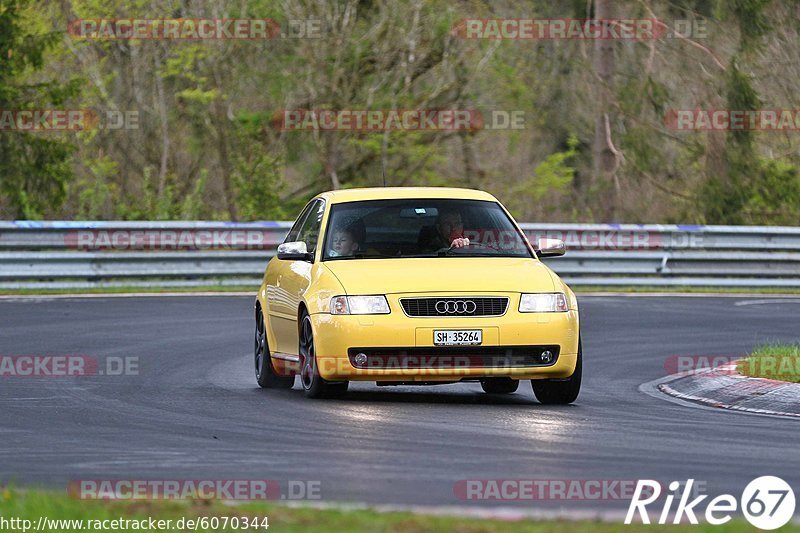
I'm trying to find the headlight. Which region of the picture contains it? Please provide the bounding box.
[519,293,568,313]
[330,295,391,315]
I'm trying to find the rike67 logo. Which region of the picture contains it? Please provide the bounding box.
[626,477,795,530]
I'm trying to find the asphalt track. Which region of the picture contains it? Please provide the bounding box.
[1,294,799,513]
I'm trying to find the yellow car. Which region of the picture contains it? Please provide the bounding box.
[254,187,581,403]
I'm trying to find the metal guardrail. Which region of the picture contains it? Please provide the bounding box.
[1,221,800,289]
[0,221,292,250]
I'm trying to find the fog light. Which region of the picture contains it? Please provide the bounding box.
[354,353,368,366]
[540,350,554,364]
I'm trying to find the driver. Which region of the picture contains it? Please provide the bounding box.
[419,208,470,251]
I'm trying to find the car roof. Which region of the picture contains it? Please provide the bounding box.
[315,187,498,204]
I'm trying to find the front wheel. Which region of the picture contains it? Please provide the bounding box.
[531,338,582,405]
[299,313,348,399]
[255,307,294,389]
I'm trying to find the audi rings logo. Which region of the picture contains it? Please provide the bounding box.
[435,300,477,314]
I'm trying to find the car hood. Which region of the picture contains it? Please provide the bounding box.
[322,257,555,295]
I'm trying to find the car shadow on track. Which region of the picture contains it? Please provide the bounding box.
[255,385,579,408]
[336,389,535,405]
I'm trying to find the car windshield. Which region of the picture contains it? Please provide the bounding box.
[322,199,533,260]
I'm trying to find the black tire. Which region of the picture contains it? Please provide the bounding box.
[480,378,519,394]
[531,338,582,404]
[299,313,348,399]
[255,306,294,389]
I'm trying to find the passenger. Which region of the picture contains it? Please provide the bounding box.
[418,208,470,251]
[329,221,364,257]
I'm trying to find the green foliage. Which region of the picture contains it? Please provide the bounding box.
[2,0,798,226]
[700,156,800,224]
[70,155,213,220]
[345,132,448,189]
[179,171,210,220]
[505,135,579,219]
[0,133,74,218]
[103,166,205,221]
[72,154,117,219]
[737,342,800,383]
[695,55,800,225]
[0,0,80,218]
[741,158,800,224]
[696,57,790,224]
[3,487,772,533]
[528,135,579,199]
[667,0,715,17]
[725,63,761,149]
[232,142,285,221]
[724,0,772,51]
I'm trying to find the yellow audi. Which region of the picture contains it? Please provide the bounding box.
[254,187,581,403]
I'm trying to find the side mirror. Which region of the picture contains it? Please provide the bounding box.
[277,241,313,262]
[536,238,566,258]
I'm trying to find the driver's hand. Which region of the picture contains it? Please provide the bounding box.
[450,237,470,248]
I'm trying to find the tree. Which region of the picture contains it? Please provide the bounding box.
[591,0,621,221]
[0,0,80,218]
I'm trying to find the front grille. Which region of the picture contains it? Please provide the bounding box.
[400,297,509,317]
[348,346,559,369]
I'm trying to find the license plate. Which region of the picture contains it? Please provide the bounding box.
[433,330,482,346]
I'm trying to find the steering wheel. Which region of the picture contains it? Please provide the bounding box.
[436,242,497,255]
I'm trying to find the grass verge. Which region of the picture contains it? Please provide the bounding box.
[0,488,791,532]
[736,343,800,383]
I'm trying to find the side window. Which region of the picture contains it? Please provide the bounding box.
[298,200,326,253]
[284,202,314,244]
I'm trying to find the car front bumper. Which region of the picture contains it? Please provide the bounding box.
[309,303,579,382]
